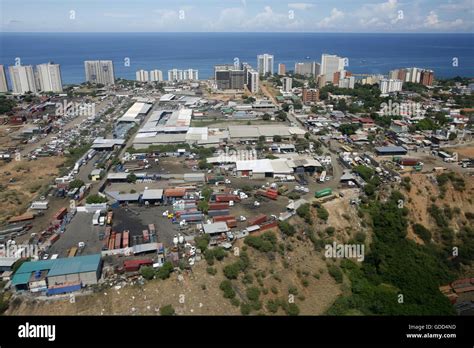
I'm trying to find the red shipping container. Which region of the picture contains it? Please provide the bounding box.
[208,202,229,210]
[248,214,267,226]
[53,207,68,220]
[267,188,278,195]
[215,194,241,203]
[124,259,153,272]
[260,221,278,231]
[213,215,236,223]
[226,219,237,228]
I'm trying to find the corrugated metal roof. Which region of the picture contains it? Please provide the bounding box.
[47,254,101,277]
[142,189,164,200]
[203,222,229,234]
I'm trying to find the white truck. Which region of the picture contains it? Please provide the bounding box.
[92,210,101,225]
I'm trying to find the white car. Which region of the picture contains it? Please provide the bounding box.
[42,254,49,260]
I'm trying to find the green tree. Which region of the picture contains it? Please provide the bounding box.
[160,305,175,316]
[140,266,155,280]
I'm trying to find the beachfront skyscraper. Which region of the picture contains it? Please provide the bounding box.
[320,54,345,84]
[9,65,38,94]
[84,60,115,85]
[136,69,149,82]
[257,54,274,75]
[294,61,320,77]
[0,65,8,92]
[278,63,286,76]
[150,70,163,82]
[36,62,63,92]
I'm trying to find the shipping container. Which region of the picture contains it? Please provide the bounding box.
[315,188,332,198]
[106,211,113,225]
[215,194,240,203]
[148,224,156,235]
[53,207,68,220]
[122,230,129,248]
[48,233,60,244]
[247,214,268,226]
[179,214,203,222]
[213,215,236,223]
[208,209,230,217]
[115,233,122,249]
[123,259,153,272]
[208,202,229,210]
[108,232,116,250]
[226,219,238,228]
[68,247,77,257]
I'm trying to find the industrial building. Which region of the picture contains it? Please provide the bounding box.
[375,146,408,156]
[117,102,153,123]
[11,254,102,293]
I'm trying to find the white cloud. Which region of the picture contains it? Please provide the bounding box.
[288,3,314,11]
[241,6,305,31]
[423,11,465,30]
[208,7,246,31]
[317,8,344,28]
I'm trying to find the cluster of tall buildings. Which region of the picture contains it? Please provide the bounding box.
[294,61,320,77]
[214,62,259,94]
[379,78,404,94]
[0,63,63,94]
[84,60,115,85]
[136,69,164,82]
[168,69,199,82]
[257,54,274,76]
[389,67,434,86]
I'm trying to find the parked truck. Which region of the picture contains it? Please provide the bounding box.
[92,210,101,226]
[315,188,332,198]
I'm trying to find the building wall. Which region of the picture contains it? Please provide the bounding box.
[47,270,99,287]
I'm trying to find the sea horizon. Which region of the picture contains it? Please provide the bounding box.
[1,32,473,83]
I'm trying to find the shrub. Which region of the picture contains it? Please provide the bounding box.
[286,303,300,316]
[139,266,155,280]
[355,232,366,243]
[206,267,217,275]
[266,299,279,313]
[219,280,236,299]
[278,221,296,236]
[412,224,432,243]
[316,207,329,221]
[296,203,312,224]
[195,234,210,252]
[288,286,298,295]
[160,305,175,316]
[156,262,174,280]
[244,232,277,252]
[328,265,343,283]
[246,287,261,302]
[223,263,241,279]
[240,302,252,315]
[325,227,335,236]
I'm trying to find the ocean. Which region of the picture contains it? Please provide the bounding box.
[1,32,473,84]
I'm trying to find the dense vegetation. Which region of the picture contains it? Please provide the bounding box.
[327,192,456,315]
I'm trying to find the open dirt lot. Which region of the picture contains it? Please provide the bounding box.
[0,156,64,224]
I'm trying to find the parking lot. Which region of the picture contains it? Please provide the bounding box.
[48,212,103,257]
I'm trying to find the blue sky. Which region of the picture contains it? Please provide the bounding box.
[1,0,473,32]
